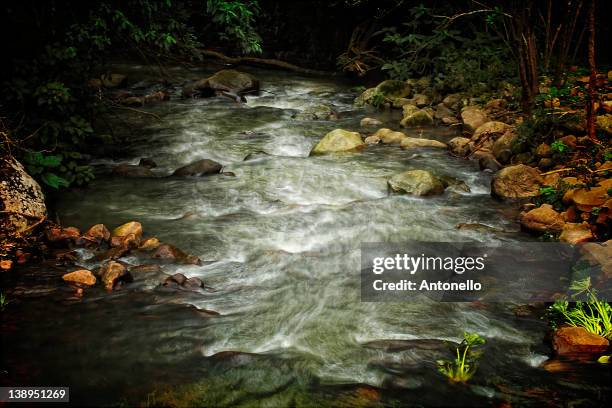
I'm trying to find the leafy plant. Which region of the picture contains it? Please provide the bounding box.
[206,0,262,54]
[0,293,6,311]
[551,140,569,155]
[437,332,485,383]
[370,91,387,108]
[548,277,612,339]
[537,182,569,211]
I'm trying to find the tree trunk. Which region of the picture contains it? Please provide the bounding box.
[512,3,539,114]
[585,0,597,141]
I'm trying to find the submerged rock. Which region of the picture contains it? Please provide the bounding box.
[163,273,204,289]
[172,159,222,177]
[388,170,445,196]
[154,244,202,265]
[293,104,337,120]
[0,156,47,239]
[491,164,543,200]
[310,129,364,155]
[111,164,155,178]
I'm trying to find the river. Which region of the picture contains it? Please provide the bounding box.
[2,63,610,406]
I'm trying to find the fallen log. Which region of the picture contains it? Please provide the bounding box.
[197,49,334,76]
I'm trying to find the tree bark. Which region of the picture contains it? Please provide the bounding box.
[585,0,597,141]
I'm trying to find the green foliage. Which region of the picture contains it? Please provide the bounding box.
[379,4,515,94]
[551,140,569,155]
[437,332,485,383]
[515,108,581,150]
[537,182,569,211]
[548,277,612,339]
[207,0,262,54]
[3,0,263,191]
[0,293,6,311]
[370,91,387,109]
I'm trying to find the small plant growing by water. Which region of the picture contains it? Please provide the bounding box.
[537,182,569,211]
[370,90,387,109]
[551,140,569,158]
[547,277,612,339]
[437,332,485,383]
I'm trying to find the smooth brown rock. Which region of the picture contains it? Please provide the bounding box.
[448,137,471,156]
[371,128,407,145]
[46,226,81,243]
[559,222,594,244]
[112,221,142,239]
[552,326,609,357]
[491,165,543,200]
[400,137,446,150]
[139,237,161,251]
[62,269,96,286]
[172,159,223,177]
[520,204,565,233]
[571,186,609,212]
[536,143,552,158]
[83,224,110,243]
[0,157,47,238]
[99,260,131,291]
[360,117,383,127]
[460,106,489,134]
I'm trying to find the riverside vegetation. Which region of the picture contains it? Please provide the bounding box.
[1,1,612,406]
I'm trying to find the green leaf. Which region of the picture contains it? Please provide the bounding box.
[598,355,610,364]
[41,172,71,189]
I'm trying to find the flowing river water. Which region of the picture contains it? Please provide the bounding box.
[2,64,610,406]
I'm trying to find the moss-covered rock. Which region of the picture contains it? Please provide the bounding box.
[310,129,364,155]
[400,109,434,127]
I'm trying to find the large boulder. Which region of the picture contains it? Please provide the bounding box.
[553,326,609,357]
[355,80,411,107]
[310,129,364,155]
[375,80,412,100]
[491,164,543,200]
[461,106,489,134]
[520,204,565,233]
[388,170,445,196]
[0,156,47,239]
[400,138,447,150]
[182,69,259,98]
[172,159,222,177]
[442,93,463,110]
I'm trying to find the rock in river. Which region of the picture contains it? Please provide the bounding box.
[62,269,97,287]
[388,170,445,196]
[520,204,565,233]
[99,260,132,291]
[182,69,259,98]
[0,156,47,239]
[553,326,609,358]
[172,159,222,177]
[310,129,364,155]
